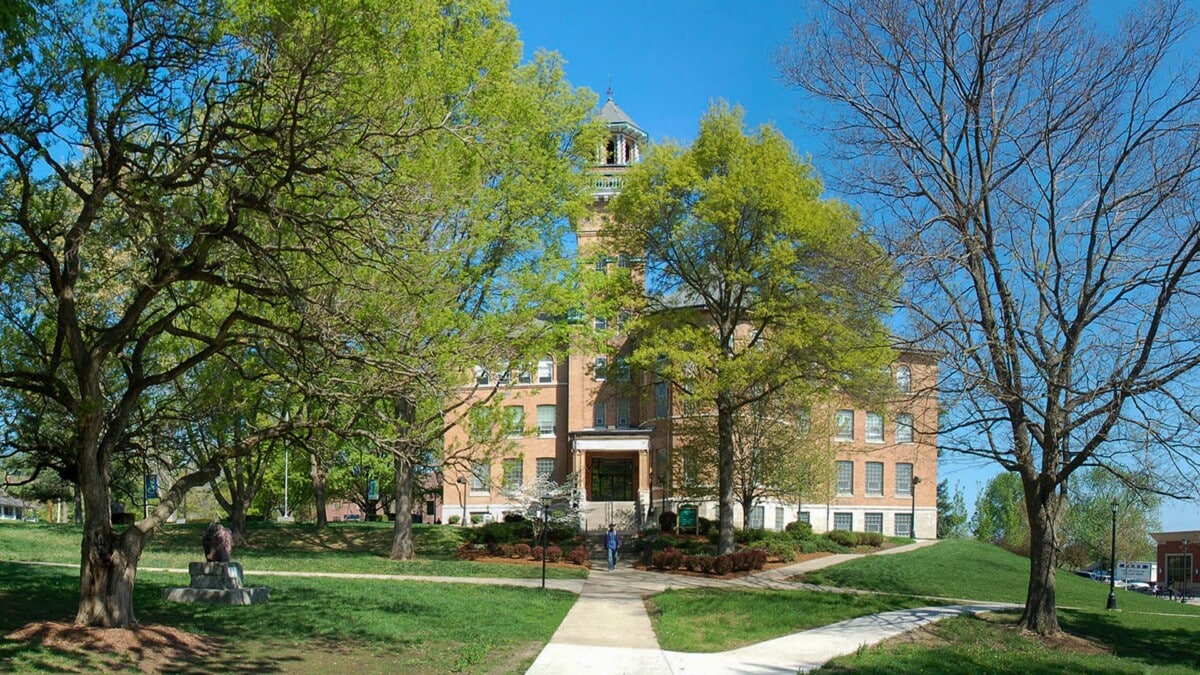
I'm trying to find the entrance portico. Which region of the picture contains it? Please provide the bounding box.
[571,429,653,532]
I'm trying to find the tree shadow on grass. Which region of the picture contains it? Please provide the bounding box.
[1060,607,1200,670]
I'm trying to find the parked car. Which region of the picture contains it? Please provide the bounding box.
[1124,581,1151,592]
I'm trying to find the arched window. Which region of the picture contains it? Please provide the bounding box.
[537,357,554,384]
[895,365,912,393]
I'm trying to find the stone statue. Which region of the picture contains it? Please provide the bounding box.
[203,522,233,563]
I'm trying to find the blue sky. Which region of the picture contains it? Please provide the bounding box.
[509,0,1200,534]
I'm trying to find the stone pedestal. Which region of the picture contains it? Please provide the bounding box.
[161,561,269,605]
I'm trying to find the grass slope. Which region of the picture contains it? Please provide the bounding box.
[0,521,587,579]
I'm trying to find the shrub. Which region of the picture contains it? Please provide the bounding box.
[658,510,678,532]
[860,532,885,548]
[698,556,714,574]
[785,520,814,541]
[546,545,563,563]
[448,515,461,525]
[465,521,534,546]
[697,517,715,537]
[503,511,526,523]
[734,528,768,545]
[456,543,487,560]
[470,514,483,525]
[651,550,669,569]
[567,546,589,565]
[826,529,859,547]
[711,555,732,575]
[546,522,579,545]
[498,543,515,558]
[799,537,849,554]
[748,548,768,570]
[683,555,703,572]
[514,542,531,558]
[531,545,544,560]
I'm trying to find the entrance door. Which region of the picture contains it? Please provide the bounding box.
[591,457,633,501]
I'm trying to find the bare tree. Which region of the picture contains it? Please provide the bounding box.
[784,0,1200,634]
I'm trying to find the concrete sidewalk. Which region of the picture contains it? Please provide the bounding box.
[526,539,1012,674]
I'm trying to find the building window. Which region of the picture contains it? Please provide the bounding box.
[866,413,884,443]
[594,356,607,380]
[774,506,785,532]
[618,310,631,331]
[799,511,811,525]
[896,413,914,444]
[426,500,436,516]
[836,460,854,495]
[895,365,912,393]
[594,401,607,428]
[595,254,609,273]
[865,512,883,533]
[895,512,913,537]
[474,366,489,386]
[833,512,853,531]
[503,459,523,488]
[616,399,630,427]
[749,506,765,530]
[796,408,811,436]
[615,357,630,382]
[896,463,913,496]
[594,316,607,331]
[505,406,524,438]
[537,357,554,384]
[866,462,884,496]
[536,458,555,481]
[537,405,556,437]
[835,410,854,441]
[496,365,510,385]
[518,368,532,384]
[654,381,669,418]
[470,462,489,492]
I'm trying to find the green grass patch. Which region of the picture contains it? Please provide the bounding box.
[0,521,587,579]
[647,587,947,652]
[816,608,1200,674]
[800,538,1200,615]
[0,561,574,673]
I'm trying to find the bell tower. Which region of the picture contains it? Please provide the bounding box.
[578,87,648,245]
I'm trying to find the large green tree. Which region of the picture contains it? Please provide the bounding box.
[0,0,592,627]
[1059,467,1160,570]
[786,0,1200,634]
[606,104,895,554]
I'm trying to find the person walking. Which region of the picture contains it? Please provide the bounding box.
[605,524,621,571]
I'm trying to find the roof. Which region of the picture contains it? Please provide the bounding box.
[1151,530,1200,544]
[598,97,647,140]
[0,489,33,508]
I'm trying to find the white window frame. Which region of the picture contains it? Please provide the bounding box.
[616,399,630,428]
[896,462,914,497]
[594,356,607,381]
[505,405,524,438]
[865,412,884,443]
[895,365,912,393]
[748,505,765,530]
[536,404,556,437]
[594,316,607,331]
[895,512,913,537]
[594,401,607,428]
[833,512,853,531]
[503,458,523,488]
[470,462,489,493]
[865,512,884,534]
[536,458,555,481]
[835,409,854,441]
[774,506,785,532]
[866,461,884,496]
[836,460,854,495]
[537,357,554,384]
[896,413,914,444]
[474,366,489,386]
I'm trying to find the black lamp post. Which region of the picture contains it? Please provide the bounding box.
[910,476,921,539]
[1181,538,1191,604]
[455,476,468,527]
[1107,499,1118,610]
[541,495,550,590]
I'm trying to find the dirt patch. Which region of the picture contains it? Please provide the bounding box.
[6,620,221,672]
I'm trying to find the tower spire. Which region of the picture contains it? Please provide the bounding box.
[606,76,613,101]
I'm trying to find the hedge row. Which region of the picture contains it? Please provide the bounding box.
[649,546,767,575]
[456,542,589,565]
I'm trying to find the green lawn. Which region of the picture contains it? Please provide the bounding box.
[0,562,572,673]
[0,521,588,579]
[800,538,1199,614]
[816,609,1200,674]
[648,588,946,652]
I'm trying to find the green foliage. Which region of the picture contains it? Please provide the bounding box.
[785,519,814,541]
[605,102,896,553]
[937,479,970,539]
[972,473,1028,553]
[1060,466,1160,569]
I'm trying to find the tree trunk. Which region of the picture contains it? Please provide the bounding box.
[229,500,248,547]
[311,453,328,529]
[75,439,147,627]
[1019,479,1062,634]
[389,453,415,560]
[716,393,736,555]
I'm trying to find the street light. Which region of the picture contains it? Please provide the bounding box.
[910,476,921,539]
[1181,538,1191,604]
[455,476,468,527]
[1107,499,1118,610]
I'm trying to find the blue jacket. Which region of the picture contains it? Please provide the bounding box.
[605,530,620,550]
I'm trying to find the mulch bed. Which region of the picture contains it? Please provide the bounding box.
[7,621,220,672]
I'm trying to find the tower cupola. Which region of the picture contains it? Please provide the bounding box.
[593,86,648,199]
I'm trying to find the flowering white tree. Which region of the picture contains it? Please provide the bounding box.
[500,473,580,538]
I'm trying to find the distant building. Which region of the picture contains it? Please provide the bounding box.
[1151,530,1199,593]
[0,489,35,521]
[442,95,939,536]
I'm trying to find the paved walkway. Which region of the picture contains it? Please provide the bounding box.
[527,539,1016,674]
